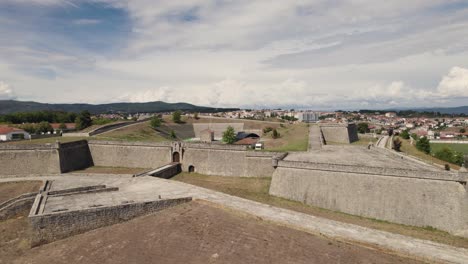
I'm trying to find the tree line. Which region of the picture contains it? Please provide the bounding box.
[0,111,77,124]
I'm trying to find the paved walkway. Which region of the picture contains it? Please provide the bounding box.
[2,174,468,263]
[377,136,389,148]
[308,125,322,151]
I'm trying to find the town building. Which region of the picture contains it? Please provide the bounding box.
[0,126,31,141]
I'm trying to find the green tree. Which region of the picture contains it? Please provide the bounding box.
[150,116,162,128]
[222,126,237,144]
[393,137,402,152]
[172,110,182,123]
[170,130,177,139]
[272,129,280,139]
[75,110,92,130]
[460,128,466,133]
[400,129,410,139]
[415,136,431,154]
[357,123,369,134]
[59,122,67,130]
[35,121,53,134]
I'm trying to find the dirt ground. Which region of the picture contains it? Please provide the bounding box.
[173,173,468,249]
[70,166,149,175]
[0,181,42,204]
[12,201,421,264]
[0,181,42,264]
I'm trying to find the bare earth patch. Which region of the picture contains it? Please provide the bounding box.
[14,201,421,264]
[173,173,468,249]
[69,166,149,175]
[0,181,42,263]
[0,181,42,204]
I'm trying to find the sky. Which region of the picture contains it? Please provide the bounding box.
[1,0,468,110]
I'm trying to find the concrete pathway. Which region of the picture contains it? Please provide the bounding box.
[377,136,389,148]
[308,125,322,151]
[2,174,468,263]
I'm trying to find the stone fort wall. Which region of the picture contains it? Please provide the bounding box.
[182,143,280,177]
[0,144,61,176]
[269,160,468,236]
[87,140,172,169]
[320,123,359,144]
[29,196,191,246]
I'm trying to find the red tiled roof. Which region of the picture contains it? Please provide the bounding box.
[50,123,76,129]
[234,137,259,145]
[0,126,25,135]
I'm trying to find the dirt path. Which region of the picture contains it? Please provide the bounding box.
[14,201,422,264]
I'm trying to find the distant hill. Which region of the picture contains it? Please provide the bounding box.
[0,100,238,115]
[410,106,468,115]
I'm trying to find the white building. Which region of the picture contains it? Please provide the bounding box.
[0,127,31,141]
[297,112,320,123]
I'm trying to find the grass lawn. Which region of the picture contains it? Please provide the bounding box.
[263,123,308,152]
[430,143,468,155]
[5,136,93,145]
[96,121,168,142]
[173,173,468,249]
[398,137,461,169]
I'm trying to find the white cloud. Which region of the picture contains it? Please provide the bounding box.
[436,66,468,97]
[0,81,16,100]
[1,0,468,109]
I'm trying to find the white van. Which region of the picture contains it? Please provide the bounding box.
[254,142,264,150]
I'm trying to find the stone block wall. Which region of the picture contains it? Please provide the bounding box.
[181,145,278,177]
[269,162,468,236]
[320,123,358,144]
[0,144,61,175]
[29,197,192,246]
[58,140,94,172]
[88,141,172,169]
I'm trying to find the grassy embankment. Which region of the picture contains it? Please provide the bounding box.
[6,121,168,145]
[397,137,461,169]
[173,172,468,249]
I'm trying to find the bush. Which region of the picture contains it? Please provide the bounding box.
[263,127,273,134]
[357,123,369,134]
[400,129,410,139]
[415,136,431,154]
[460,128,466,133]
[170,130,177,139]
[172,110,182,123]
[435,147,464,166]
[222,126,236,144]
[272,129,280,139]
[445,164,450,171]
[393,137,402,152]
[150,116,162,128]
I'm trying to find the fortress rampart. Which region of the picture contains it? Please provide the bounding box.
[0,144,61,175]
[269,160,468,236]
[319,123,359,144]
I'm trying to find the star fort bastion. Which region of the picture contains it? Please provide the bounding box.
[1,124,468,245]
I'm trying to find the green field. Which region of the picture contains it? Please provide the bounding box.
[430,143,468,155]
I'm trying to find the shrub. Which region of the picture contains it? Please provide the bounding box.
[357,123,369,134]
[263,127,273,134]
[400,129,410,139]
[272,129,280,139]
[172,110,182,123]
[150,116,162,128]
[393,137,402,152]
[170,130,177,139]
[415,136,431,154]
[434,147,464,166]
